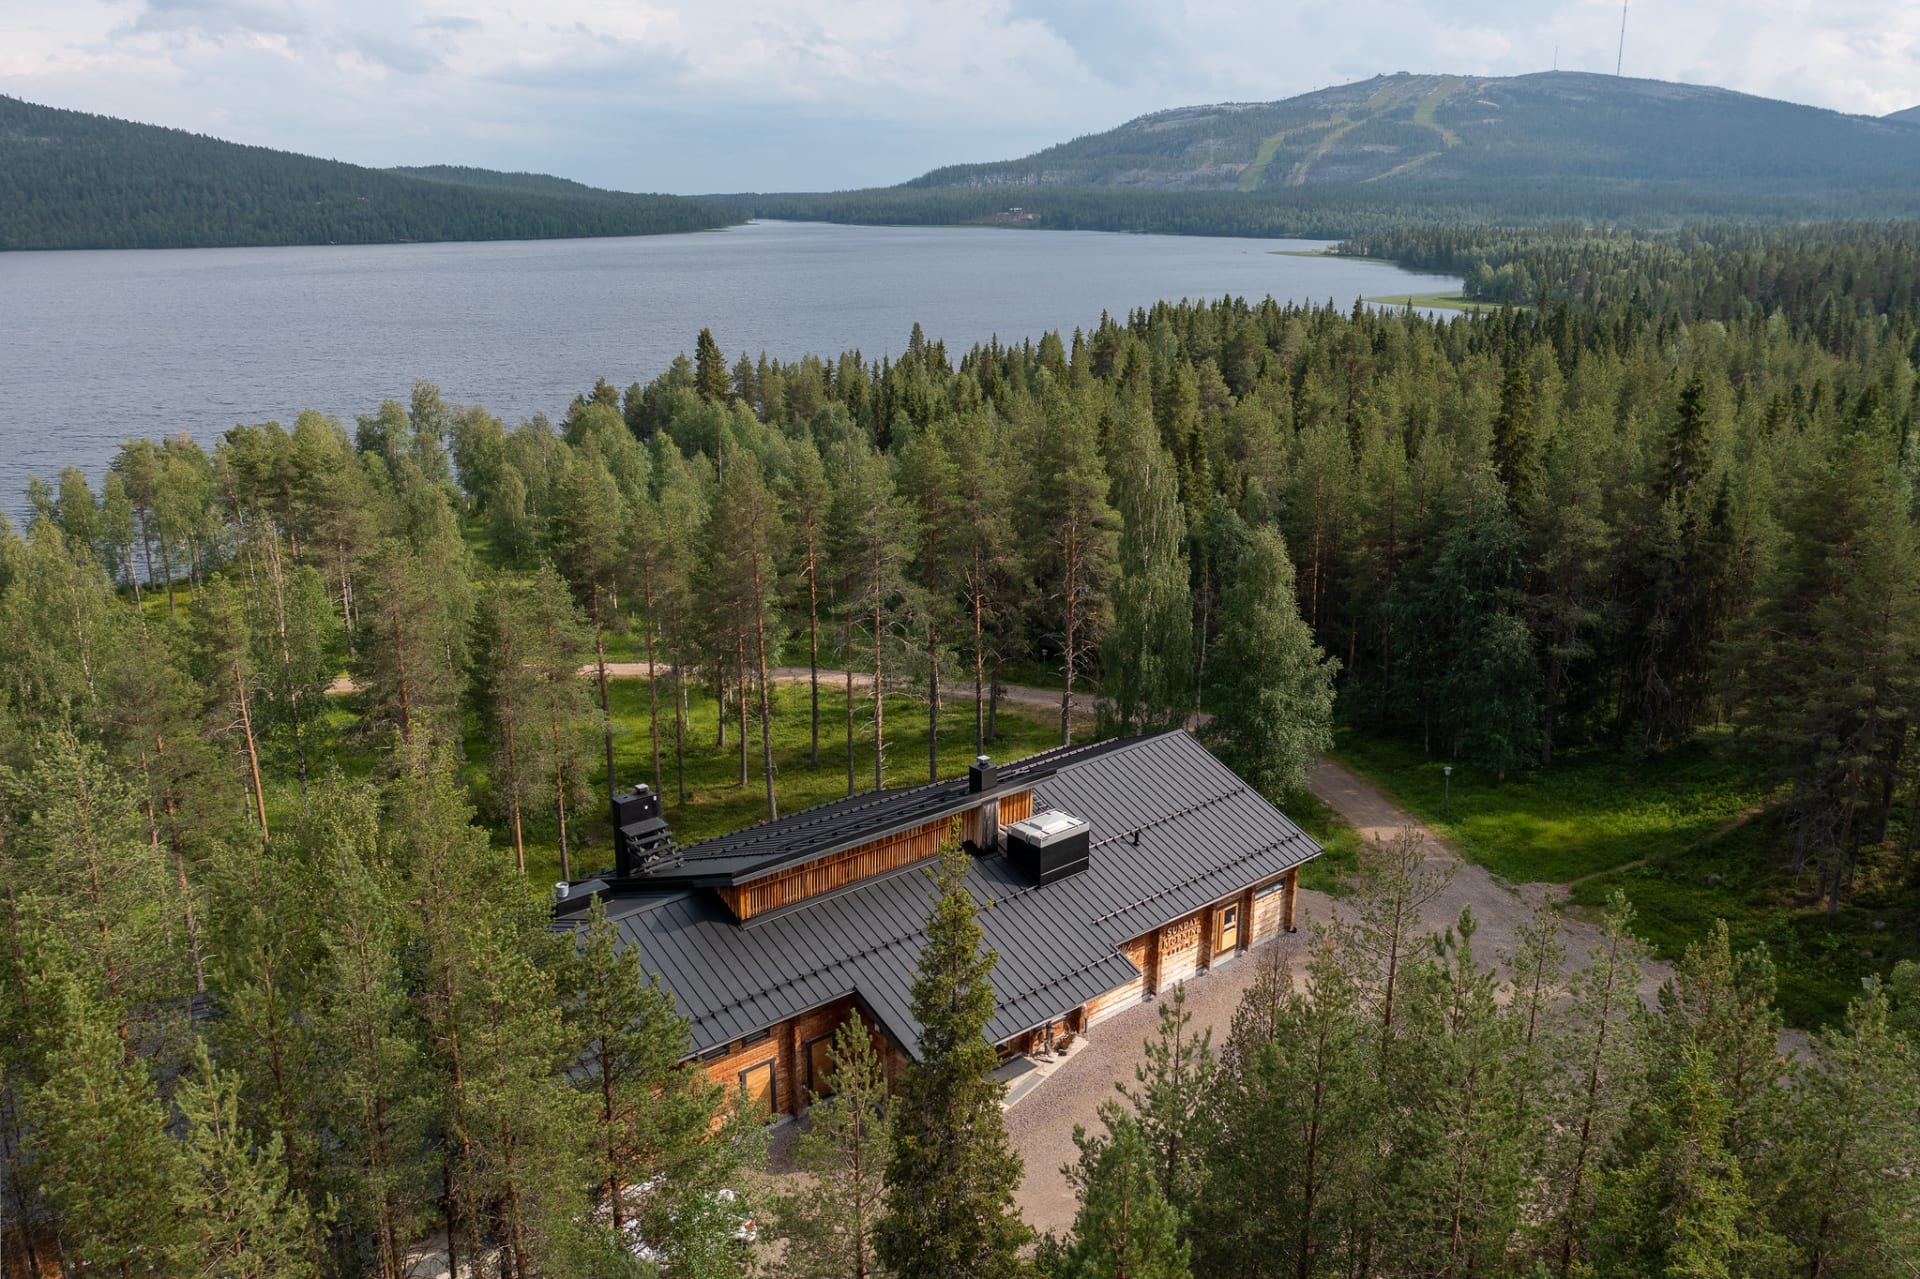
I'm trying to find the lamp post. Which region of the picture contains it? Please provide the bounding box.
[1443,765,1453,816]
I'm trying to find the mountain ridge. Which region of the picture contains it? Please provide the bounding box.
[899,71,1918,194]
[0,95,738,252]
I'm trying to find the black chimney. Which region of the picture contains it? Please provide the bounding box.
[610,784,675,878]
[968,754,999,794]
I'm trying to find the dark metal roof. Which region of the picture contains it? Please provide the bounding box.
[633,735,1139,886]
[562,731,1321,1059]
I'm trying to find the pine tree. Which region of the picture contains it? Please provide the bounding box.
[1540,893,1644,1278]
[772,1012,895,1279]
[550,454,630,804]
[1192,940,1373,1279]
[778,439,835,767]
[305,781,433,1279]
[1202,528,1338,796]
[170,1041,318,1279]
[354,536,469,751]
[877,834,1032,1278]
[1374,910,1525,1279]
[1025,383,1119,745]
[1776,984,1920,1277]
[474,564,597,876]
[27,958,184,1276]
[1061,1108,1192,1279]
[192,576,273,840]
[568,897,737,1259]
[1118,982,1217,1216]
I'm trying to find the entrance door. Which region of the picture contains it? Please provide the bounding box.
[806,1035,837,1100]
[1219,903,1240,953]
[739,1060,776,1118]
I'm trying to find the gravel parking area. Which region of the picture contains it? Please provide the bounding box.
[1002,924,1316,1236]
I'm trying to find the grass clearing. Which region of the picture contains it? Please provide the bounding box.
[1282,786,1359,896]
[1569,817,1920,1028]
[1363,292,1502,313]
[1329,728,1770,884]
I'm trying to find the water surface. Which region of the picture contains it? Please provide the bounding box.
[0,221,1460,512]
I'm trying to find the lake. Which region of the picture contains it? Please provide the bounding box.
[0,221,1460,512]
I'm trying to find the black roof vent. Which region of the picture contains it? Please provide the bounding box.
[969,754,999,794]
[1006,809,1091,886]
[612,784,677,877]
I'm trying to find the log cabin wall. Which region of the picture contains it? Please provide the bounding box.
[998,788,1035,826]
[696,996,906,1120]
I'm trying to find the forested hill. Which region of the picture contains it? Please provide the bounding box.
[728,72,1920,235]
[0,95,739,251]
[1890,105,1920,126]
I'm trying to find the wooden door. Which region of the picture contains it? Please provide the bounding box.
[1219,902,1240,953]
[739,1060,776,1118]
[806,1035,836,1100]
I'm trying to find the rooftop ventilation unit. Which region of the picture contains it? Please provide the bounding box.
[611,784,677,877]
[1006,809,1091,886]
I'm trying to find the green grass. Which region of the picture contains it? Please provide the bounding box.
[1281,786,1359,896]
[526,678,1072,885]
[1362,292,1503,313]
[1569,817,1920,1028]
[1329,728,1771,884]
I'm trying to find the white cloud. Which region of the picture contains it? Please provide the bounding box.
[1,0,1915,191]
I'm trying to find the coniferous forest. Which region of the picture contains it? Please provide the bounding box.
[2,222,1919,1274]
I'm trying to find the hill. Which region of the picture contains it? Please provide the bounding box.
[1890,106,1920,126]
[0,96,739,251]
[729,72,1920,236]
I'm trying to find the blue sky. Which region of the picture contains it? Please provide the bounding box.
[3,0,1915,193]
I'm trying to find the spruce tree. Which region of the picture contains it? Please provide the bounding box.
[877,834,1031,1278]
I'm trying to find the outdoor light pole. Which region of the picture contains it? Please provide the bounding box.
[1443,765,1452,816]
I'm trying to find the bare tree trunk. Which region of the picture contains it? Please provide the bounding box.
[593,590,615,803]
[807,533,821,767]
[751,552,778,821]
[234,659,270,842]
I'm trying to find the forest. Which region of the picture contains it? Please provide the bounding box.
[0,96,739,251]
[3,220,1919,1274]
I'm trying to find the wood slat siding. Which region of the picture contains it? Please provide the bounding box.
[718,816,952,920]
[715,789,1037,921]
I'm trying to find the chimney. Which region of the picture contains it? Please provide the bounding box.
[610,783,675,878]
[968,754,998,793]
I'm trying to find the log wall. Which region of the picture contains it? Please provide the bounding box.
[696,996,905,1119]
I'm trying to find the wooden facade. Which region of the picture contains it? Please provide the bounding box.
[696,995,908,1119]
[718,817,950,920]
[715,788,1038,921]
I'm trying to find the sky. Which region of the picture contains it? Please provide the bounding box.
[3,0,1916,194]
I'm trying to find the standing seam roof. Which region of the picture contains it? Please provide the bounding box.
[568,731,1320,1058]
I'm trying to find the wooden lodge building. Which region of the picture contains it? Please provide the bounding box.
[552,730,1321,1118]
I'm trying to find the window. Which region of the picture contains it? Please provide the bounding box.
[806,1034,837,1100]
[738,1060,777,1118]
